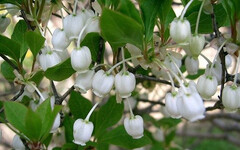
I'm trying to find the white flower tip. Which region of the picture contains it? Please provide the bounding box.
[189,115,205,122]
[73,140,86,146]
[224,108,238,113]
[132,134,144,139]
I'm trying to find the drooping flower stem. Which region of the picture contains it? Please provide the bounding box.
[200,53,212,64]
[28,82,45,101]
[166,71,176,93]
[73,0,78,15]
[210,40,227,71]
[167,53,187,83]
[85,102,99,121]
[180,0,194,20]
[233,54,240,85]
[122,48,127,73]
[126,98,134,118]
[107,55,143,74]
[195,0,205,34]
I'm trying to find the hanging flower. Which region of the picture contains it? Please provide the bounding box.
[124,115,144,139]
[74,70,95,94]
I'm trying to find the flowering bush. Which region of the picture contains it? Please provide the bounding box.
[0,0,240,149]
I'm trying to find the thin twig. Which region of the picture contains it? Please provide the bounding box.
[20,10,35,31]
[137,98,165,106]
[135,74,180,88]
[0,54,19,71]
[55,86,75,105]
[51,81,59,98]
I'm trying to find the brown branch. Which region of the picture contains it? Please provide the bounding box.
[51,81,59,99]
[11,85,25,101]
[137,98,165,106]
[55,86,75,105]
[20,10,35,31]
[206,100,223,111]
[135,74,180,88]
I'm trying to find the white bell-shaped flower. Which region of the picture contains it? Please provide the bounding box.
[115,71,136,98]
[189,34,205,57]
[92,70,114,97]
[170,18,191,44]
[165,92,181,119]
[222,85,240,112]
[71,46,92,73]
[52,28,70,51]
[74,70,95,93]
[55,50,69,62]
[73,119,93,146]
[217,54,232,68]
[185,56,199,75]
[39,48,61,71]
[0,15,10,33]
[81,9,95,23]
[63,13,85,40]
[205,62,222,84]
[177,92,205,122]
[50,113,60,133]
[162,54,182,78]
[85,17,100,34]
[12,135,25,150]
[197,74,218,100]
[124,115,144,139]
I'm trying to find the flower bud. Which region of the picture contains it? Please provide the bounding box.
[170,18,191,43]
[52,28,70,51]
[63,13,85,40]
[222,85,240,112]
[0,15,10,33]
[39,48,61,71]
[185,56,199,75]
[73,119,93,146]
[124,115,144,139]
[197,74,218,100]
[165,92,181,119]
[92,70,114,97]
[74,70,95,93]
[71,46,92,73]
[115,71,136,98]
[177,92,205,122]
[189,34,205,57]
[12,135,25,150]
[51,113,60,133]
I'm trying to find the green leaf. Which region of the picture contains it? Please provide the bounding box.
[44,58,75,81]
[186,3,227,33]
[186,69,205,80]
[4,101,27,134]
[100,9,143,50]
[68,91,92,119]
[25,31,45,58]
[157,118,181,129]
[95,96,124,138]
[29,70,44,85]
[11,20,28,59]
[165,130,176,146]
[35,99,52,137]
[117,0,142,24]
[99,125,151,149]
[0,35,20,62]
[63,115,74,143]
[81,33,103,63]
[25,109,42,141]
[140,0,162,42]
[1,61,15,81]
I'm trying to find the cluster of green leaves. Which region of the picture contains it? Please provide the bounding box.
[3,99,61,146]
[52,91,151,149]
[99,0,176,51]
